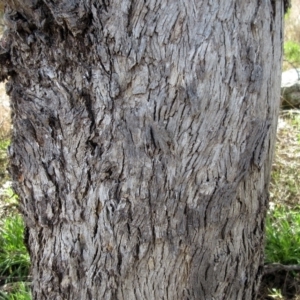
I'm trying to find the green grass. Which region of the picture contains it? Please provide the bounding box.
[1,187,18,205]
[0,282,32,300]
[0,131,31,298]
[0,183,31,299]
[0,214,30,282]
[0,139,10,152]
[258,113,300,299]
[284,41,300,65]
[265,205,300,265]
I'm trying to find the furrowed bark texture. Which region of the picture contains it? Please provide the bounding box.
[1,0,283,299]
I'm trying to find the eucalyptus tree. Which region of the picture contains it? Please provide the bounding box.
[0,0,287,299]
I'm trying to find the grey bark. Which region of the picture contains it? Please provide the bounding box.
[0,0,283,299]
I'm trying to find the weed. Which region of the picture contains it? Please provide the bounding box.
[268,288,284,299]
[284,41,300,65]
[0,282,31,300]
[0,182,31,299]
[0,215,30,283]
[0,213,31,299]
[265,205,300,265]
[0,140,9,153]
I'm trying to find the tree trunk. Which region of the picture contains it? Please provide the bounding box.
[0,1,283,299]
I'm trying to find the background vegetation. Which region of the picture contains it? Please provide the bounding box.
[0,1,300,299]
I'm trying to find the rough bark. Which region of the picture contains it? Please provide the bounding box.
[0,0,283,299]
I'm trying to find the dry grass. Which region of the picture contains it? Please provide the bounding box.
[270,112,300,209]
[285,0,300,43]
[258,112,300,300]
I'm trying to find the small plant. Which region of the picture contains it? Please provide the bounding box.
[284,41,300,65]
[265,205,300,265]
[268,288,284,299]
[0,215,30,283]
[0,166,31,299]
[0,139,10,152]
[0,282,31,300]
[285,7,291,19]
[0,186,18,204]
[0,206,31,299]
